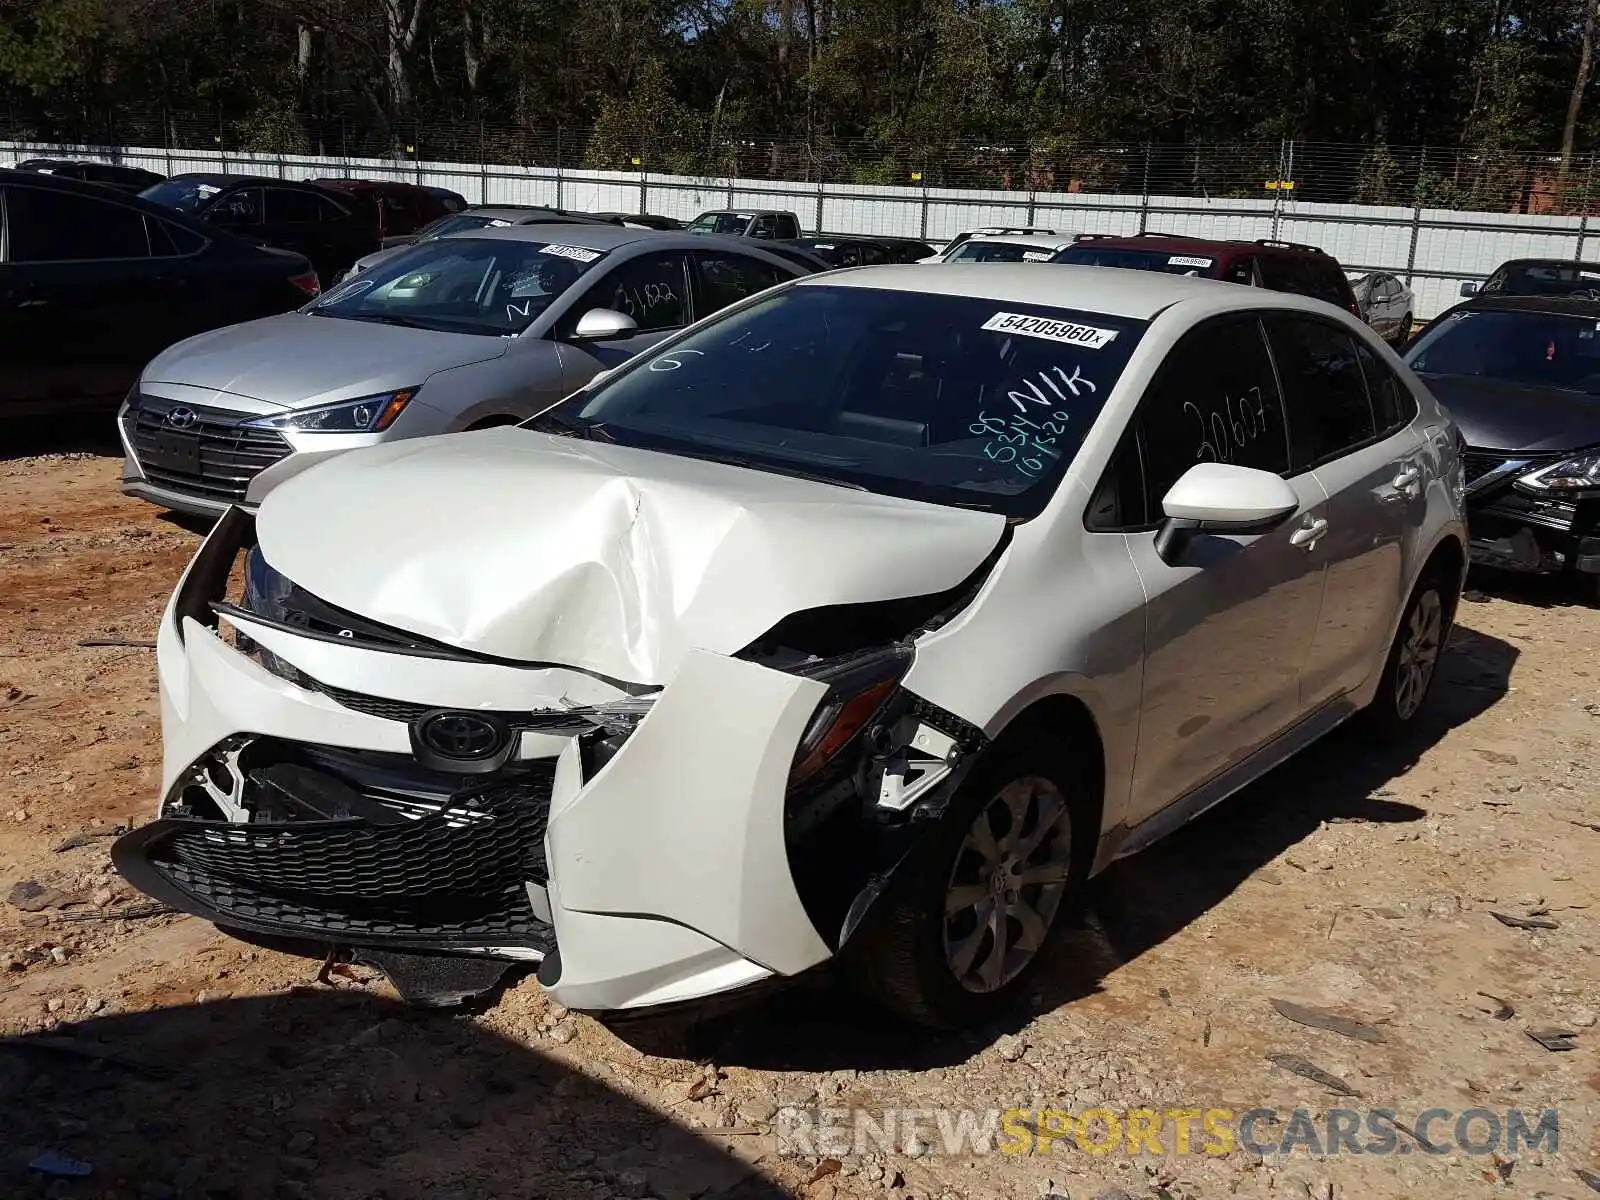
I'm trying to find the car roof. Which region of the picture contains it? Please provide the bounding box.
[1067,232,1332,258]
[799,262,1352,321]
[167,173,339,192]
[442,224,717,251]
[459,204,606,222]
[963,233,1080,248]
[1457,294,1600,317]
[1492,257,1600,272]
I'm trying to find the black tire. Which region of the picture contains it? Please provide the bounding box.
[1364,569,1455,738]
[844,734,1094,1028]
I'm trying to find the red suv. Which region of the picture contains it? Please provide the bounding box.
[310,178,454,242]
[1053,232,1360,316]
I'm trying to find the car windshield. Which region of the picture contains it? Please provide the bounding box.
[1052,246,1219,276]
[945,241,1057,263]
[1483,262,1600,299]
[688,213,749,234]
[534,284,1147,517]
[139,178,226,212]
[1406,309,1600,394]
[310,237,608,336]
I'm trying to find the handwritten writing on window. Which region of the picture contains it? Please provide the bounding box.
[614,281,679,319]
[970,365,1094,479]
[1183,386,1270,465]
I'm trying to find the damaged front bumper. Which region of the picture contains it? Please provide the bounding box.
[114,508,988,1012]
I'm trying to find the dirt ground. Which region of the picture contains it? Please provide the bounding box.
[1,439,1597,1200]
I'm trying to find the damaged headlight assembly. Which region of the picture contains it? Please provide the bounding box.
[788,645,914,787]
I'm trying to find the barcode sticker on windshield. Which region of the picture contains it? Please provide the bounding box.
[981,312,1119,349]
[542,244,601,264]
[1169,255,1214,268]
[1022,250,1055,262]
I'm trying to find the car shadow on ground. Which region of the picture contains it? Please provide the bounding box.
[1463,565,1595,610]
[0,990,789,1200]
[1,414,123,461]
[641,623,1519,1074]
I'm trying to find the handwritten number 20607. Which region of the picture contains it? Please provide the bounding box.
[1185,386,1269,464]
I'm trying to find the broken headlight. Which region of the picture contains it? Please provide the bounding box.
[788,645,913,787]
[1518,449,1600,495]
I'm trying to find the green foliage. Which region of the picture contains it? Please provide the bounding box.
[0,0,1594,208]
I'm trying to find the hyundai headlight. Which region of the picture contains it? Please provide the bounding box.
[244,388,418,434]
[1518,450,1600,494]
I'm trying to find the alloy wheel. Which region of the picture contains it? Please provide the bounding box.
[942,776,1074,994]
[1394,587,1443,720]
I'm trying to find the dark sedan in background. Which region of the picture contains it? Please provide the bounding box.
[138,174,380,284]
[0,169,321,416]
[11,158,166,194]
[1406,294,1600,602]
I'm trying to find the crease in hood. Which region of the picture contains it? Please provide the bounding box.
[254,428,1008,686]
[142,312,508,409]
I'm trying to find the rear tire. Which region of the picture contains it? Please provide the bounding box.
[1364,570,1454,738]
[845,735,1094,1028]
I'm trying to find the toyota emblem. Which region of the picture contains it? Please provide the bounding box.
[165,406,198,430]
[414,710,508,762]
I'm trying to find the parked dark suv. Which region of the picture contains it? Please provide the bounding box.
[1053,232,1360,315]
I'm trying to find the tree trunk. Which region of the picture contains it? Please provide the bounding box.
[381,0,428,118]
[463,2,483,97]
[1561,0,1599,185]
[295,24,313,83]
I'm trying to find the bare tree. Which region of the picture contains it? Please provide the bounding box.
[1561,0,1599,187]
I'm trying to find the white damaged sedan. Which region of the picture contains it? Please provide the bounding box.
[115,265,1467,1026]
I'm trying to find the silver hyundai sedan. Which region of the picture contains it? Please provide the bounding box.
[118,226,806,517]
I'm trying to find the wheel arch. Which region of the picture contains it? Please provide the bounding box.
[983,689,1107,879]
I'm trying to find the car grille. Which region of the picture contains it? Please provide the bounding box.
[126,395,292,504]
[114,758,557,951]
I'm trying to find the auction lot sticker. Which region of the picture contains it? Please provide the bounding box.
[981,312,1119,349]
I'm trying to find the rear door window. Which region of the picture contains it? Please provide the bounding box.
[775,214,800,238]
[1265,314,1377,469]
[4,185,151,261]
[1352,337,1418,435]
[692,251,789,315]
[267,188,340,224]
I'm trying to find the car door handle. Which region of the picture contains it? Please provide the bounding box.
[1385,466,1422,500]
[1289,517,1329,548]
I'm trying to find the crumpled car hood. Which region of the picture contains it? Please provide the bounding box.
[254,428,1007,685]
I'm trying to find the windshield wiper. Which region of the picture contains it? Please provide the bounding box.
[672,447,868,491]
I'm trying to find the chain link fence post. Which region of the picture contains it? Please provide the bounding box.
[1139,143,1151,233]
[1575,153,1594,261]
[1405,146,1426,288]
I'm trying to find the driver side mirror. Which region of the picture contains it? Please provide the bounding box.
[1459,281,1479,296]
[570,308,638,341]
[1153,462,1300,565]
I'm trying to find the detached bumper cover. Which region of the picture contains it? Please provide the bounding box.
[1464,458,1600,576]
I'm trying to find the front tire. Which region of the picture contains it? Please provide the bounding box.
[845,738,1093,1028]
[1365,571,1453,737]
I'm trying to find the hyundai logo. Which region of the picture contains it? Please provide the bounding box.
[414,710,508,762]
[165,406,198,430]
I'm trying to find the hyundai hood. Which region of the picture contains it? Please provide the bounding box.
[252,428,1007,685]
[141,313,508,410]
